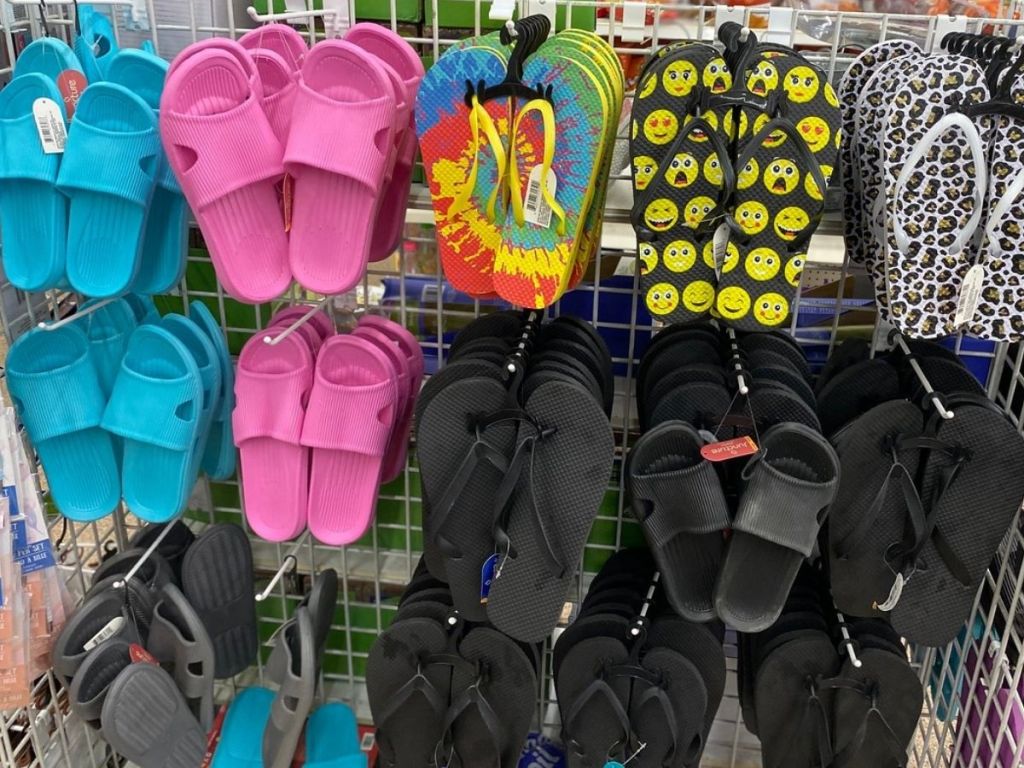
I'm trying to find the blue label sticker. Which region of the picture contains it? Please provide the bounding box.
[480,553,498,603]
[518,732,565,768]
[2,485,20,519]
[11,518,55,575]
[603,763,625,768]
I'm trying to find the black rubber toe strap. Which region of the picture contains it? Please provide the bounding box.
[564,676,633,761]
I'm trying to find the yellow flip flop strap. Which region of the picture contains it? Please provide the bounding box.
[509,98,567,236]
[452,95,506,222]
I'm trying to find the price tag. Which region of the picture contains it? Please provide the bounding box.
[84,616,125,651]
[524,166,557,229]
[32,98,66,154]
[129,643,159,665]
[700,436,759,462]
[712,222,731,279]
[480,553,498,603]
[953,263,984,329]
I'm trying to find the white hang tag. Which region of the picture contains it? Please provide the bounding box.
[32,98,66,155]
[953,263,985,329]
[874,573,904,612]
[712,222,730,279]
[84,616,125,651]
[524,166,557,229]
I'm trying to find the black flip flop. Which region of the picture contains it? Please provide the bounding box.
[632,647,708,767]
[815,358,901,438]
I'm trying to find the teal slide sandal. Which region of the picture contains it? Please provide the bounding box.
[101,325,202,522]
[306,703,367,768]
[7,326,120,521]
[160,313,221,485]
[190,301,236,480]
[211,687,273,768]
[80,298,137,397]
[123,293,161,325]
[74,5,119,82]
[0,74,68,291]
[108,49,188,295]
[13,37,84,87]
[57,82,159,297]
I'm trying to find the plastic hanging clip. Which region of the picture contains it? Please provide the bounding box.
[113,520,180,589]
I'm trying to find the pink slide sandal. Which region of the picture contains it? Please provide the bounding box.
[358,315,423,482]
[301,335,399,545]
[248,49,296,147]
[345,24,425,262]
[234,333,313,542]
[161,45,291,304]
[239,23,308,71]
[284,41,397,294]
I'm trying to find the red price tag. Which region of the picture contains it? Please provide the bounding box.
[200,704,228,768]
[128,643,159,666]
[56,71,87,119]
[700,436,759,462]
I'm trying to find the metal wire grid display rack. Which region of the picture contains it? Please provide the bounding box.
[0,1,1022,766]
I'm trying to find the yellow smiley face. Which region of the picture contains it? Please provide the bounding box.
[663,59,699,97]
[797,115,831,153]
[716,286,751,320]
[774,206,810,241]
[735,200,769,235]
[684,196,716,228]
[745,247,781,281]
[746,60,778,97]
[819,164,834,185]
[804,172,823,201]
[736,158,760,190]
[703,154,724,186]
[665,152,699,189]
[703,58,732,94]
[663,240,697,272]
[754,292,789,326]
[702,240,739,272]
[646,282,680,315]
[644,109,679,145]
[638,243,658,274]
[764,159,799,195]
[633,155,659,191]
[762,128,788,148]
[824,82,839,108]
[644,198,679,232]
[682,280,715,313]
[785,254,805,287]
[784,66,820,104]
[638,72,658,99]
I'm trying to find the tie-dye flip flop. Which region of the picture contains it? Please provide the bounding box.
[416,36,511,298]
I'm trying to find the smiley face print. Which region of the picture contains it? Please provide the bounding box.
[716,286,751,320]
[735,200,769,236]
[745,247,781,281]
[684,196,716,228]
[824,82,839,108]
[644,110,679,145]
[703,58,732,94]
[665,153,699,189]
[683,280,715,313]
[703,240,739,273]
[762,128,788,149]
[647,283,680,315]
[703,154,724,186]
[663,240,697,272]
[746,60,778,97]
[736,158,760,190]
[663,59,699,98]
[785,254,805,287]
[784,66,820,103]
[764,159,799,195]
[638,72,658,99]
[638,243,658,274]
[797,116,830,153]
[754,293,789,326]
[804,172,823,201]
[633,155,659,191]
[774,207,810,241]
[644,198,679,232]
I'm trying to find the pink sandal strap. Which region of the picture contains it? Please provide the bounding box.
[300,375,397,457]
[233,366,310,445]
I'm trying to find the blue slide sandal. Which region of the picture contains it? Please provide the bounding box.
[13,37,85,87]
[80,298,137,397]
[74,5,119,82]
[123,293,161,325]
[0,74,68,291]
[160,313,221,485]
[189,301,236,480]
[7,325,120,521]
[108,49,189,294]
[306,703,367,768]
[57,82,159,297]
[211,687,273,768]
[101,324,202,522]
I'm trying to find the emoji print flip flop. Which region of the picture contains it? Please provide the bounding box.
[715,119,825,331]
[634,117,734,322]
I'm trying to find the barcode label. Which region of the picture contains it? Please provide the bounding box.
[953,263,984,329]
[32,98,66,155]
[523,166,557,229]
[712,222,730,279]
[84,616,125,651]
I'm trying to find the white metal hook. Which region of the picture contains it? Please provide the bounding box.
[263,298,329,346]
[834,607,863,669]
[113,521,178,589]
[37,298,115,331]
[891,333,955,420]
[246,4,341,24]
[725,328,750,396]
[629,571,660,637]
[255,532,309,602]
